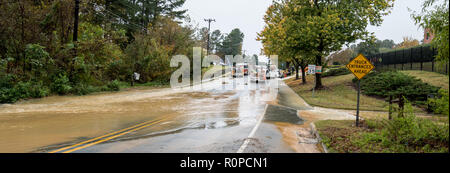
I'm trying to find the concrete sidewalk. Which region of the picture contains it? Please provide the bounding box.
[266,79,356,153]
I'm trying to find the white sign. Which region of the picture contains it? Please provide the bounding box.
[308,65,316,74]
[133,72,140,80]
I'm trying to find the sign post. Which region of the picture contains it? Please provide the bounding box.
[308,65,316,97]
[346,54,375,127]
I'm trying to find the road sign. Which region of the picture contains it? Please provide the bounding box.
[316,66,322,74]
[346,54,375,80]
[346,54,375,127]
[133,72,140,80]
[308,65,316,74]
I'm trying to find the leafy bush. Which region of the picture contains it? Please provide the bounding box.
[24,44,51,72]
[28,81,50,98]
[428,89,449,116]
[355,103,449,152]
[71,83,100,96]
[0,80,49,103]
[50,74,72,95]
[322,67,350,77]
[106,80,120,91]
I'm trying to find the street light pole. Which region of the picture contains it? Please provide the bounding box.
[204,18,215,55]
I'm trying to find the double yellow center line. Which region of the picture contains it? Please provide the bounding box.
[50,117,169,153]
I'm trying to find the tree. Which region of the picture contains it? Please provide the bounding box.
[355,41,381,56]
[0,0,203,104]
[210,30,224,54]
[220,28,244,56]
[258,0,313,83]
[396,36,420,49]
[328,48,354,65]
[378,39,396,49]
[278,0,394,89]
[89,0,187,40]
[411,0,449,62]
[257,1,307,84]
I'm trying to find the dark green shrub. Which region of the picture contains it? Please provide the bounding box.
[322,67,350,77]
[106,80,120,91]
[356,71,440,107]
[354,103,449,152]
[28,81,50,98]
[50,74,72,95]
[0,87,19,103]
[0,80,49,103]
[428,89,449,116]
[71,83,99,96]
[11,81,32,100]
[383,104,448,151]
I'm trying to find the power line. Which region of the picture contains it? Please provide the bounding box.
[85,6,147,32]
[89,9,143,31]
[103,8,147,31]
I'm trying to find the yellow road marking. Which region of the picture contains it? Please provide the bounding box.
[62,118,167,153]
[49,118,162,153]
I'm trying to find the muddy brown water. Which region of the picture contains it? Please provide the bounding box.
[0,77,353,153]
[0,77,279,153]
[0,86,239,152]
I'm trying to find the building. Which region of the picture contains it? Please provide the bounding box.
[423,28,435,44]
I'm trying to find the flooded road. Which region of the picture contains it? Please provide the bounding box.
[1,75,359,153]
[0,76,290,153]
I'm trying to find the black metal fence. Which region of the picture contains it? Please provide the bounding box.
[366,45,449,75]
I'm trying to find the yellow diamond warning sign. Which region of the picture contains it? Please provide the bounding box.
[346,54,375,80]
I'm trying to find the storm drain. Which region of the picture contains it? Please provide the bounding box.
[264,104,304,125]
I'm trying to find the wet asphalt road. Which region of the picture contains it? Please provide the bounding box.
[69,77,293,153]
[0,76,298,153]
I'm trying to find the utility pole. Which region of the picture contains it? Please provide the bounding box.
[73,0,79,43]
[204,18,215,55]
[71,0,80,81]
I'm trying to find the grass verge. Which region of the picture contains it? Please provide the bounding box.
[400,70,449,90]
[286,74,389,111]
[315,118,449,153]
[119,81,169,90]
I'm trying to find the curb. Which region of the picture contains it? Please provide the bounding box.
[309,122,329,153]
[237,104,269,153]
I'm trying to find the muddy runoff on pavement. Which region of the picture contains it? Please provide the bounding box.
[0,86,240,152]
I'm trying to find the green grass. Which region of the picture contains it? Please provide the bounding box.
[377,62,448,75]
[119,81,169,90]
[400,70,449,90]
[286,74,389,111]
[315,118,449,153]
[286,73,427,113]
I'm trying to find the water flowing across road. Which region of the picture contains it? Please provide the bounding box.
[0,76,290,153]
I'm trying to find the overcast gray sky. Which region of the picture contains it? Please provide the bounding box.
[182,0,426,57]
